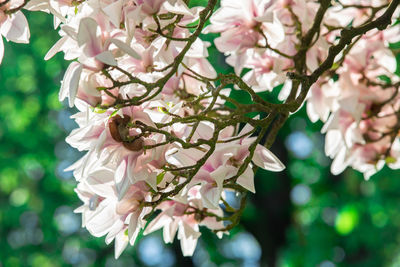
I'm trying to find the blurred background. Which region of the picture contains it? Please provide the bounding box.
[2,6,400,267]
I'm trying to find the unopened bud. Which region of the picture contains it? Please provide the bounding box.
[108,115,131,142]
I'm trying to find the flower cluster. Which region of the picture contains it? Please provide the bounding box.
[306,8,400,179]
[207,0,400,178]
[1,0,400,259]
[19,0,285,257]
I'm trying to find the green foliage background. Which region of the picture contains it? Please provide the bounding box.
[1,7,400,267]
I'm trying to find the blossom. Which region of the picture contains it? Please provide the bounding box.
[74,168,152,258]
[205,0,285,73]
[166,121,285,209]
[143,186,225,256]
[0,0,30,63]
[2,0,399,259]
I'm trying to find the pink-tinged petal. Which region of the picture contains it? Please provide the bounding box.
[253,145,285,172]
[219,126,234,139]
[238,116,259,136]
[59,61,83,107]
[1,11,30,43]
[110,38,141,60]
[204,5,243,33]
[95,51,117,66]
[236,165,255,193]
[200,214,225,231]
[193,121,214,140]
[44,35,68,60]
[77,17,102,57]
[0,37,3,64]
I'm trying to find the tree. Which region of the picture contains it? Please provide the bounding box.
[1,0,399,260]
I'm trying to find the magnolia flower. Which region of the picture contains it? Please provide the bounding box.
[66,102,168,198]
[144,186,225,256]
[74,168,152,258]
[0,0,30,64]
[240,49,292,92]
[205,0,285,73]
[167,120,285,208]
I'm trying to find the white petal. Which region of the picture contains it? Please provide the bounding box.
[163,0,193,16]
[105,220,124,244]
[178,222,200,256]
[95,51,117,66]
[144,206,174,235]
[325,130,342,157]
[253,145,285,171]
[77,17,102,57]
[236,166,255,193]
[110,38,141,59]
[1,11,30,43]
[114,231,129,259]
[86,169,116,197]
[24,0,50,11]
[115,159,130,200]
[77,17,99,46]
[254,11,274,23]
[330,146,348,175]
[44,35,68,60]
[164,220,178,244]
[128,210,141,245]
[262,13,285,45]
[86,201,118,237]
[103,0,123,28]
[200,185,220,209]
[59,61,82,107]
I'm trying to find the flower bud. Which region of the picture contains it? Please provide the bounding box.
[108,115,131,142]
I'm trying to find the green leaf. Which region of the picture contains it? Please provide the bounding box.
[157,172,165,185]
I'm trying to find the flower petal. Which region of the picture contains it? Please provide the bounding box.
[1,11,30,43]
[59,61,83,107]
[95,51,117,66]
[110,38,141,60]
[253,145,285,172]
